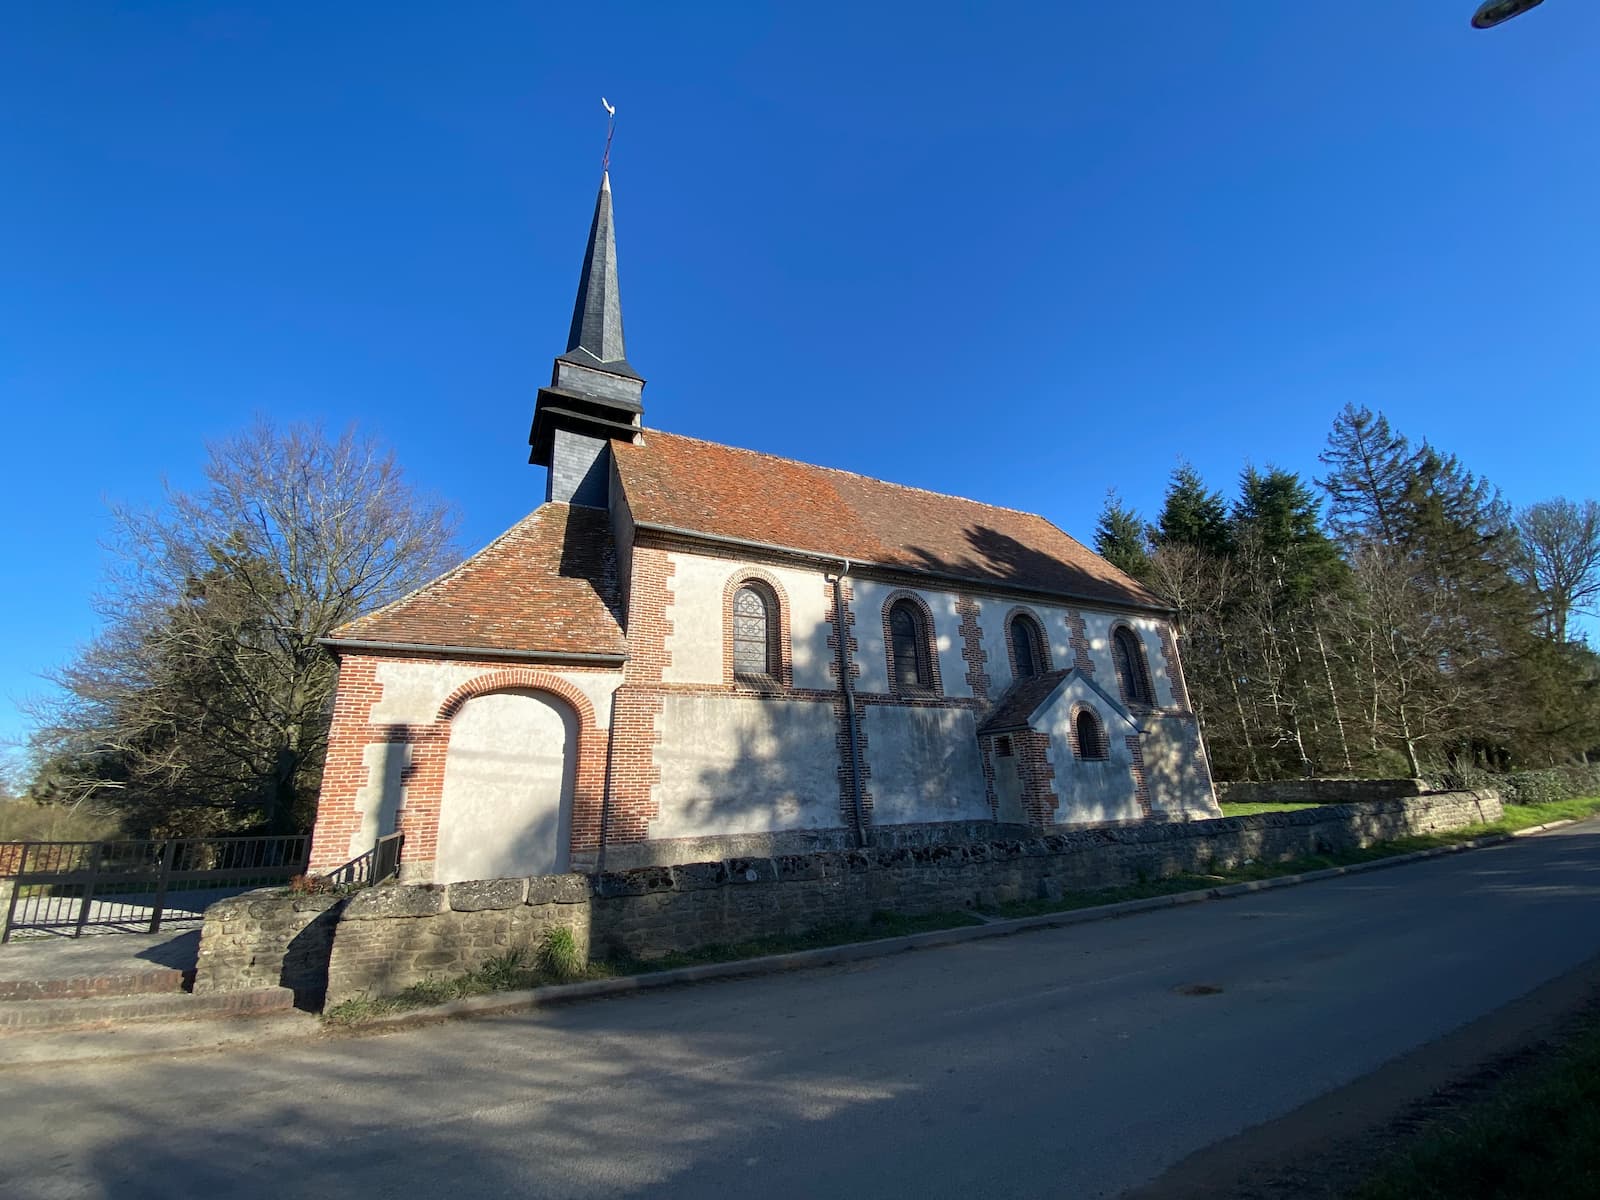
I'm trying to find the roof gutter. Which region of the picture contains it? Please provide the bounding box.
[318,637,628,666]
[631,520,1173,615]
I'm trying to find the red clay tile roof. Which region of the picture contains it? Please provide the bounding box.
[327,503,625,657]
[614,430,1165,609]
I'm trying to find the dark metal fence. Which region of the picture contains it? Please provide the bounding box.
[0,834,309,942]
[325,832,405,888]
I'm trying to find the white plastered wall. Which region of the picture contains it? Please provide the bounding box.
[352,661,621,865]
[862,706,990,824]
[1140,714,1222,818]
[661,552,834,689]
[1077,613,1180,710]
[367,661,621,728]
[433,690,576,882]
[650,695,841,838]
[849,581,971,698]
[1034,677,1143,825]
[972,598,1076,692]
[347,740,411,859]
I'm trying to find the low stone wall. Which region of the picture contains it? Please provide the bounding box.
[195,891,346,1008]
[586,818,1038,871]
[196,790,1502,1008]
[324,875,592,1004]
[1215,778,1428,806]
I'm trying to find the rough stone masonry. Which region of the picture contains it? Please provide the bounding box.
[197,790,1503,1008]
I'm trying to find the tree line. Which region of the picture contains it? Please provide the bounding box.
[1096,404,1600,781]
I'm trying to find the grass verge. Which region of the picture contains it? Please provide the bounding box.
[981,795,1600,921]
[1484,794,1600,832]
[1218,801,1318,817]
[1354,1003,1600,1200]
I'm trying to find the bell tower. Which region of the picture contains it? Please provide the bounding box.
[529,170,645,507]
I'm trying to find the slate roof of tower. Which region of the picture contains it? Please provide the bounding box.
[613,430,1166,610]
[558,172,640,380]
[326,503,625,656]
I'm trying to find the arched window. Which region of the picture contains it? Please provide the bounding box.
[1075,709,1108,760]
[1009,613,1047,680]
[732,583,779,680]
[1112,626,1154,706]
[888,599,933,692]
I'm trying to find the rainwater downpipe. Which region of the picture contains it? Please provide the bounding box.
[831,560,868,848]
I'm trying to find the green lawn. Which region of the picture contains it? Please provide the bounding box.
[1356,1005,1600,1200]
[1220,794,1600,827]
[1487,795,1600,832]
[1218,801,1318,817]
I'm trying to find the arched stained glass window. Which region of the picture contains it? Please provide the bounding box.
[733,584,778,679]
[889,600,932,691]
[1113,627,1153,706]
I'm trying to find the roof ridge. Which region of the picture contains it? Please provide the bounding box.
[638,428,1051,520]
[332,504,558,637]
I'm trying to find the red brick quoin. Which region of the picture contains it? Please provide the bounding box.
[307,656,612,874]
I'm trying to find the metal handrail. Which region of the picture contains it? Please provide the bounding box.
[0,833,310,942]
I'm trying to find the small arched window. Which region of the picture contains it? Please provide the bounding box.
[889,599,934,692]
[1112,626,1154,706]
[1075,709,1109,760]
[1009,614,1047,680]
[732,583,779,680]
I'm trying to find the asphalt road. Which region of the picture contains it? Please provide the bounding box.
[4,821,1600,1200]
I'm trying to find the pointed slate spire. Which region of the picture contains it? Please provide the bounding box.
[530,168,646,503]
[562,172,637,377]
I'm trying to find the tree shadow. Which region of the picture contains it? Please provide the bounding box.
[652,695,845,842]
[0,992,915,1200]
[900,524,1144,603]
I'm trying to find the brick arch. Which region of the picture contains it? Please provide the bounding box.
[722,567,793,688]
[1068,703,1109,761]
[1001,605,1053,680]
[879,588,944,696]
[433,668,609,861]
[1108,621,1156,710]
[436,668,599,727]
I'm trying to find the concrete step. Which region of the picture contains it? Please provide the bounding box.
[0,986,295,1032]
[0,966,189,1001]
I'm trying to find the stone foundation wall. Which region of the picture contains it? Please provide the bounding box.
[196,790,1502,1008]
[584,818,1039,870]
[1215,778,1428,806]
[194,892,346,1008]
[324,875,591,1003]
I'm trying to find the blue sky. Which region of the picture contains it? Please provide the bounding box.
[2,2,1597,755]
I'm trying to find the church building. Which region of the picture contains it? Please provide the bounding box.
[306,169,1220,883]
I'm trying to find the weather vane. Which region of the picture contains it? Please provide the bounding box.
[601,97,616,172]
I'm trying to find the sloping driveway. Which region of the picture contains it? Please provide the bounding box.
[3,821,1600,1199]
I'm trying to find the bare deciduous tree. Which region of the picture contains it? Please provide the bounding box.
[1514,498,1600,644]
[29,421,459,833]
